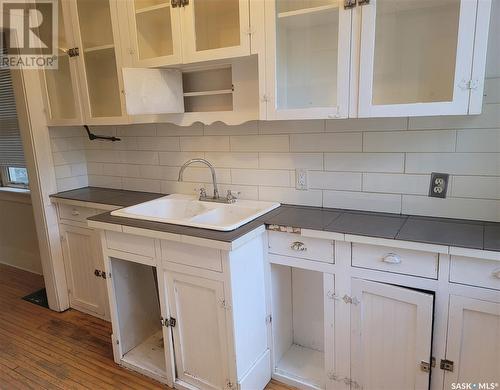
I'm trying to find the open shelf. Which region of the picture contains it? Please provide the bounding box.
[278,4,338,19]
[183,89,233,97]
[135,3,169,14]
[271,264,326,389]
[83,44,115,53]
[110,258,167,380]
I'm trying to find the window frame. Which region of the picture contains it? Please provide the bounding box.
[0,166,29,189]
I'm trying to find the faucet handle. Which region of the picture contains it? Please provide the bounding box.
[226,190,239,203]
[199,187,207,198]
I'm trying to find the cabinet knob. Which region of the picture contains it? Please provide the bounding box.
[290,241,307,252]
[382,253,401,264]
[491,269,500,279]
[71,209,80,216]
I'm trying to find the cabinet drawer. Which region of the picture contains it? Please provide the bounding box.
[161,241,222,272]
[352,243,438,279]
[450,256,500,291]
[59,204,98,223]
[106,231,156,259]
[268,231,334,264]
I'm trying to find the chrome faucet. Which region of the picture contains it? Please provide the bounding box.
[178,158,237,204]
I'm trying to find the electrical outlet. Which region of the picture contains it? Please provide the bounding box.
[429,172,449,198]
[296,169,308,190]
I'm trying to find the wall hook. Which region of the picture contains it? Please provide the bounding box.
[84,125,121,142]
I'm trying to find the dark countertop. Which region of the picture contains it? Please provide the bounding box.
[50,187,164,207]
[53,187,500,252]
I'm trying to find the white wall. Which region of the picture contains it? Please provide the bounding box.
[0,192,43,274]
[48,3,500,222]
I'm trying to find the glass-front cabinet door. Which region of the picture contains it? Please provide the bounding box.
[265,0,351,120]
[128,0,182,67]
[181,0,251,63]
[41,0,82,125]
[71,0,126,123]
[358,0,483,117]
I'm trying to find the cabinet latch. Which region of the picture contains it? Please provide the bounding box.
[344,0,356,9]
[358,0,370,5]
[162,317,176,328]
[420,361,431,373]
[67,47,79,57]
[440,359,454,372]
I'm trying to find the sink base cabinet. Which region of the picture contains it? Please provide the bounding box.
[102,229,271,390]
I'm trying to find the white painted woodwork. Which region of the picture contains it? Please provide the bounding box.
[444,295,500,387]
[268,231,334,264]
[357,0,491,117]
[58,204,98,224]
[105,231,156,259]
[161,240,222,272]
[265,0,351,120]
[271,264,334,390]
[450,255,500,291]
[165,270,231,390]
[107,258,171,384]
[350,279,434,390]
[351,243,439,279]
[180,0,251,63]
[59,224,107,317]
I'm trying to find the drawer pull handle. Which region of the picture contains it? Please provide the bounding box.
[382,253,401,264]
[492,269,500,279]
[290,241,307,252]
[71,209,80,216]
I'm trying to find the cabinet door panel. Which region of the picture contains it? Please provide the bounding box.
[181,0,251,63]
[165,271,231,390]
[358,0,479,117]
[265,0,351,120]
[61,225,106,316]
[351,279,433,390]
[444,295,500,387]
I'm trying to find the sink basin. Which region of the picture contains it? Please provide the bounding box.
[111,194,280,231]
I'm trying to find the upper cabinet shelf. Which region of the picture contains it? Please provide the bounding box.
[265,0,492,119]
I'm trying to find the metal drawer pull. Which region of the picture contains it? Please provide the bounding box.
[382,253,401,264]
[71,209,80,216]
[491,269,500,279]
[290,241,307,252]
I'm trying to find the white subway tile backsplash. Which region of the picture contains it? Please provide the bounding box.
[205,121,259,136]
[402,195,500,221]
[325,153,404,173]
[259,187,322,207]
[180,167,231,184]
[363,173,430,195]
[364,130,456,152]
[230,135,289,152]
[484,78,500,104]
[56,176,88,192]
[309,172,362,191]
[290,133,362,152]
[117,124,156,137]
[136,137,180,151]
[88,175,123,189]
[180,136,230,151]
[260,120,324,134]
[232,169,292,187]
[102,163,141,178]
[52,150,86,166]
[122,178,162,193]
[50,126,84,138]
[51,137,85,152]
[406,153,500,175]
[323,190,402,214]
[259,153,323,170]
[456,129,500,152]
[54,165,72,179]
[118,151,159,165]
[204,152,259,169]
[85,149,121,163]
[159,152,201,166]
[325,117,407,132]
[451,176,500,199]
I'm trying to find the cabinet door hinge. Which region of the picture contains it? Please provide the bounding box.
[67,47,79,57]
[344,0,356,9]
[219,299,232,310]
[460,79,479,91]
[420,361,431,373]
[161,317,176,328]
[358,0,370,5]
[330,292,359,305]
[225,380,235,389]
[265,315,272,324]
[440,359,454,372]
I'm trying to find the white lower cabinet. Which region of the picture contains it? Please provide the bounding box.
[165,270,231,390]
[103,230,271,390]
[350,279,434,390]
[444,295,500,388]
[60,224,108,318]
[270,263,335,390]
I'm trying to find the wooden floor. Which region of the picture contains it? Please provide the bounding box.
[0,264,292,390]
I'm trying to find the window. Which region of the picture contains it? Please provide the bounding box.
[0,166,29,188]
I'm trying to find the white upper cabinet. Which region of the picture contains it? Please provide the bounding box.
[39,0,83,126]
[127,0,183,67]
[70,0,127,124]
[180,0,251,63]
[357,0,491,117]
[265,0,352,120]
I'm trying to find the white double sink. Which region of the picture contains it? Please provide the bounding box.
[111,194,280,231]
